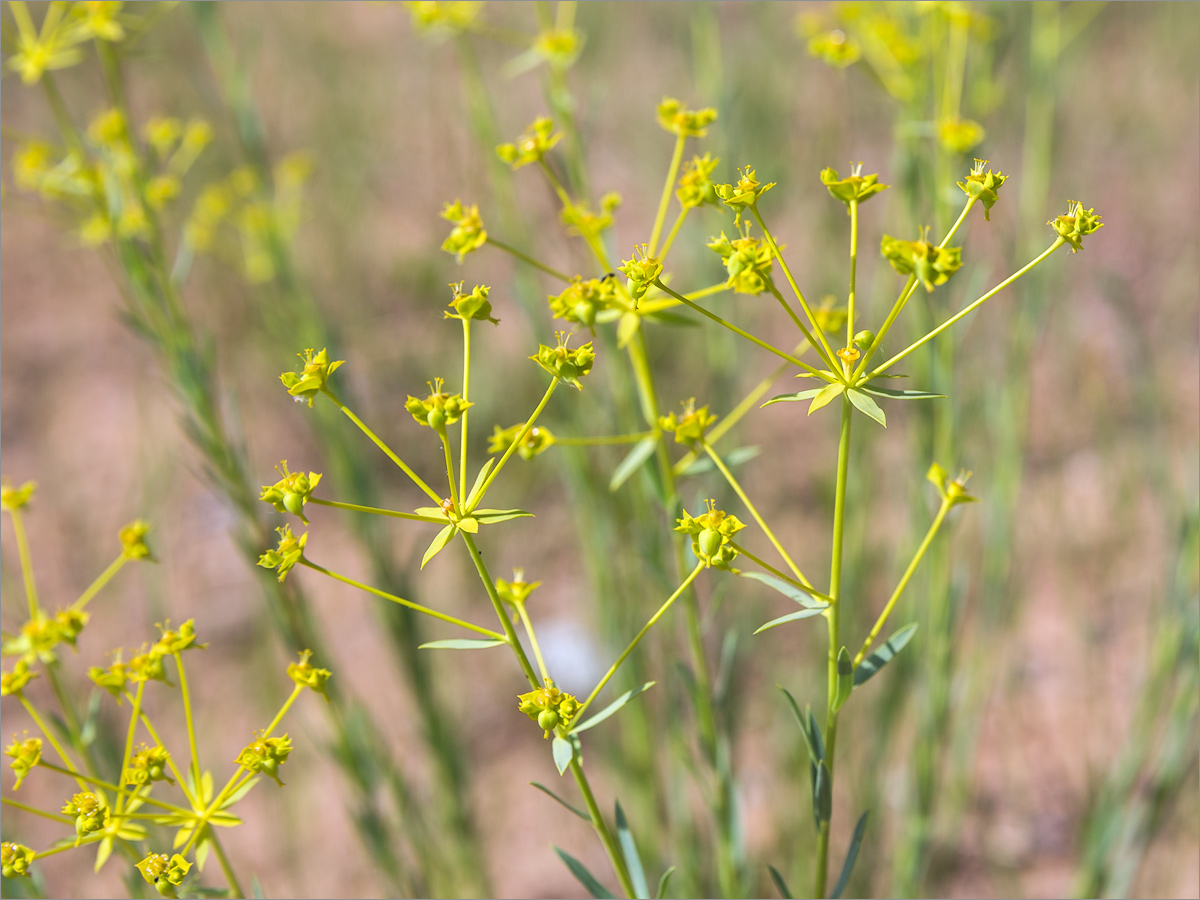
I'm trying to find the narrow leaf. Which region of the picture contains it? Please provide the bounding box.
[418,639,506,650]
[761,388,822,408]
[739,571,831,607]
[552,735,574,775]
[555,847,616,899]
[420,524,456,569]
[616,801,650,899]
[465,458,495,508]
[814,760,832,826]
[220,777,260,809]
[456,516,479,533]
[414,507,446,518]
[753,606,829,634]
[830,810,870,899]
[610,437,658,491]
[93,837,113,872]
[768,865,793,899]
[680,445,761,476]
[808,382,845,415]
[530,781,589,821]
[571,681,657,734]
[808,708,825,763]
[655,866,676,899]
[861,384,946,400]
[472,508,535,524]
[833,647,854,712]
[847,389,886,427]
[854,623,919,686]
[194,836,211,873]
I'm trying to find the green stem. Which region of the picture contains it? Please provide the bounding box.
[868,239,1065,378]
[70,554,127,612]
[438,427,460,510]
[940,196,976,249]
[460,319,471,501]
[486,236,573,283]
[36,762,191,815]
[18,693,82,787]
[460,533,540,689]
[9,507,40,619]
[650,279,832,380]
[850,275,918,383]
[537,158,575,210]
[467,379,559,512]
[854,499,951,667]
[174,652,202,789]
[701,442,811,587]
[514,602,549,683]
[649,134,687,256]
[2,796,74,824]
[815,395,853,899]
[262,684,304,739]
[211,832,246,900]
[658,206,690,262]
[299,559,504,640]
[114,680,146,815]
[308,497,446,524]
[321,389,443,504]
[569,756,637,899]
[124,697,196,807]
[573,563,704,724]
[730,543,826,599]
[847,199,858,355]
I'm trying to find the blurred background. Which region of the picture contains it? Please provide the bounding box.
[1,2,1197,898]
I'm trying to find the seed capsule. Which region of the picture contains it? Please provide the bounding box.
[698,528,723,560]
[537,709,560,732]
[282,492,304,516]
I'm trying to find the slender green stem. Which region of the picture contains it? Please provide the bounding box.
[815,396,853,899]
[2,796,74,824]
[438,427,460,510]
[850,275,918,383]
[537,158,575,209]
[460,533,540,689]
[701,442,811,587]
[765,280,840,373]
[18,693,82,787]
[731,543,828,601]
[638,280,726,313]
[467,379,559,512]
[658,206,690,262]
[35,762,191,815]
[174,652,202,789]
[650,279,832,380]
[649,134,687,256]
[940,196,976,249]
[486,236,573,283]
[868,239,1065,378]
[752,206,838,365]
[70,554,127,612]
[115,680,146,815]
[555,431,654,446]
[854,499,951,667]
[514,602,549,683]
[262,684,304,739]
[9,507,40,619]
[847,199,859,353]
[573,563,704,724]
[308,497,446,524]
[40,73,84,159]
[33,833,106,860]
[569,755,636,899]
[211,831,246,900]
[123,696,196,807]
[321,389,443,504]
[460,319,471,501]
[299,559,504,640]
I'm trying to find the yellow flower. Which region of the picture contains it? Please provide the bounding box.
[656,98,718,138]
[287,649,332,698]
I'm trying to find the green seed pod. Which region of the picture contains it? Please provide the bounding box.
[282,492,304,516]
[698,528,723,560]
[572,300,596,328]
[537,709,560,732]
[853,330,875,351]
[427,407,446,430]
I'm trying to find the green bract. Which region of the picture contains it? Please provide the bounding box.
[820,164,890,207]
[619,245,663,302]
[257,525,307,582]
[518,678,580,738]
[676,153,721,209]
[530,335,595,389]
[488,423,556,459]
[957,158,1007,220]
[446,282,498,323]
[714,165,776,224]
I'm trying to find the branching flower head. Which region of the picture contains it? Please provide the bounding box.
[440,200,487,262]
[957,158,1007,221]
[548,276,618,330]
[518,678,580,738]
[257,525,307,583]
[445,281,499,323]
[280,348,344,407]
[529,332,595,389]
[488,423,556,460]
[1048,200,1103,252]
[675,500,745,569]
[6,735,41,790]
[659,399,718,447]
[260,460,322,524]
[619,244,663,303]
[136,852,191,898]
[405,378,473,429]
[676,154,721,209]
[287,649,333,698]
[656,97,718,138]
[1,842,35,879]
[881,228,963,293]
[496,117,562,170]
[820,163,889,208]
[707,225,774,295]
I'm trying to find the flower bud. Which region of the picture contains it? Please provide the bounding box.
[537,709,560,732]
[852,330,875,351]
[405,378,473,429]
[6,736,41,790]
[675,501,746,569]
[287,649,333,698]
[1,842,35,878]
[1047,201,1103,253]
[618,245,663,303]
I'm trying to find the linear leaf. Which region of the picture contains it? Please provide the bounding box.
[655,866,676,899]
[830,810,870,899]
[808,708,825,762]
[555,847,616,899]
[833,647,854,712]
[861,384,946,400]
[814,760,832,826]
[754,606,829,634]
[571,682,657,734]
[530,781,589,821]
[465,458,495,508]
[739,571,831,606]
[680,445,760,476]
[418,639,506,650]
[420,524,456,569]
[808,382,845,415]
[847,388,886,427]
[761,388,822,408]
[472,508,534,524]
[854,623,918,686]
[615,801,650,899]
[610,437,658,491]
[768,865,793,899]
[552,735,574,775]
[219,777,260,809]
